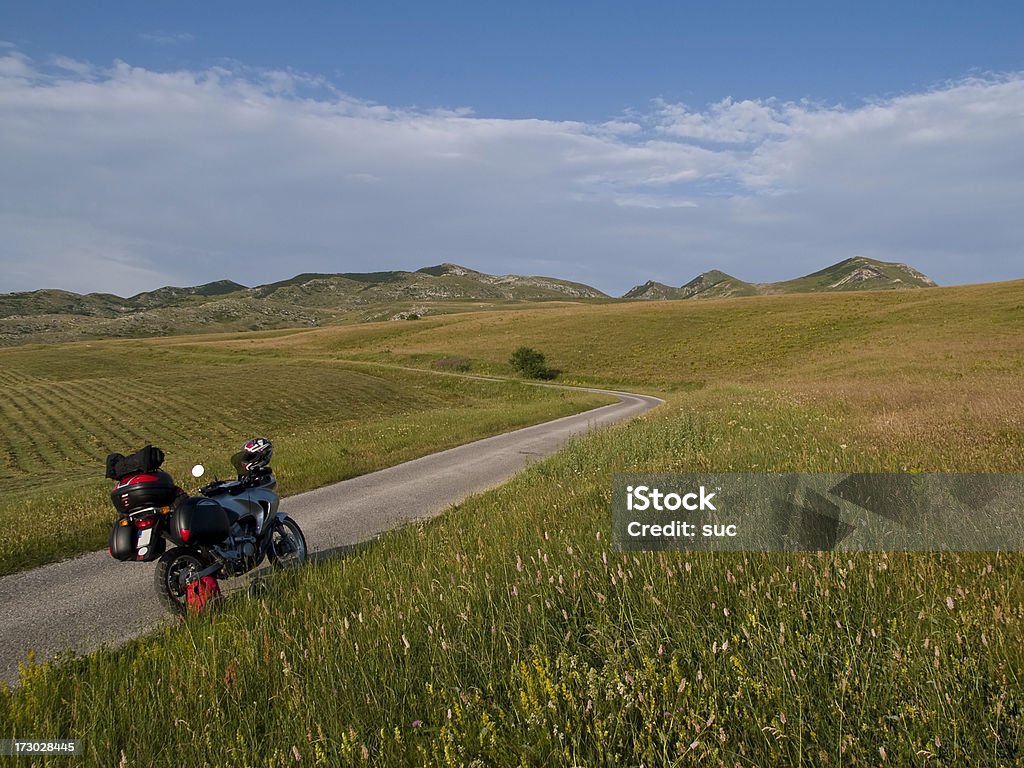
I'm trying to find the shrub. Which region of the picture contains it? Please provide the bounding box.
[509,346,557,380]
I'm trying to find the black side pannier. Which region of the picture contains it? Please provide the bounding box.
[108,517,167,561]
[171,497,230,546]
[105,445,165,481]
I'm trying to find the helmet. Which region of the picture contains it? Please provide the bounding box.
[239,437,273,471]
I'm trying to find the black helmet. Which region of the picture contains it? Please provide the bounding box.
[239,437,273,471]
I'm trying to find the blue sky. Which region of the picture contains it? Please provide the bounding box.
[8,2,1022,119]
[1,2,1023,295]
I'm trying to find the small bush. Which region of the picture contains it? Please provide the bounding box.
[510,346,558,380]
[431,356,472,372]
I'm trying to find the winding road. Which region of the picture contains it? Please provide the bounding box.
[0,386,662,685]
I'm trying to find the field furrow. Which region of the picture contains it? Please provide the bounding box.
[5,386,89,467]
[60,379,210,449]
[48,383,158,454]
[0,368,43,387]
[124,378,240,441]
[0,410,34,477]
[0,392,64,473]
[18,383,130,465]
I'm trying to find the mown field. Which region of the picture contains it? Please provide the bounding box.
[0,337,612,576]
[3,281,1024,766]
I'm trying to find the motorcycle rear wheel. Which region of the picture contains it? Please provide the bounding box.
[155,546,206,614]
[267,516,307,568]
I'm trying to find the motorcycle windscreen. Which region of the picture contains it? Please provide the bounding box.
[171,497,231,546]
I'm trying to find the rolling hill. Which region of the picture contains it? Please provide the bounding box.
[0,264,608,345]
[251,263,606,304]
[624,256,937,300]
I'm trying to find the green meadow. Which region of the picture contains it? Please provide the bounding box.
[3,281,1024,765]
[0,338,612,576]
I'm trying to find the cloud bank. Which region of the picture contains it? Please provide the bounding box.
[1,52,1021,296]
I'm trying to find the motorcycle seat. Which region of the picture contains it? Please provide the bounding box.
[203,480,248,497]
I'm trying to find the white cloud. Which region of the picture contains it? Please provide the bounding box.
[0,51,1021,297]
[48,55,96,78]
[611,195,699,210]
[656,96,792,144]
[0,52,33,78]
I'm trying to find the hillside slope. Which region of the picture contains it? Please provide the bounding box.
[626,256,937,300]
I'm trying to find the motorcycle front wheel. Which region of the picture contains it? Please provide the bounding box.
[155,546,206,614]
[267,516,307,568]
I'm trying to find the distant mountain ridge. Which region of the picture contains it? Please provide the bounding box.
[0,280,250,319]
[0,257,938,345]
[0,263,607,344]
[1,264,606,318]
[249,263,607,303]
[625,257,937,300]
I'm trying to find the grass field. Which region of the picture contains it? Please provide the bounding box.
[2,281,1024,765]
[0,337,613,576]
[223,278,1023,390]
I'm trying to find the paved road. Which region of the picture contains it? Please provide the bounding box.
[0,387,661,685]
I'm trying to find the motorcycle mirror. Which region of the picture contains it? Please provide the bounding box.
[191,464,206,478]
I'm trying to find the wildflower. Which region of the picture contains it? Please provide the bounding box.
[412,720,423,729]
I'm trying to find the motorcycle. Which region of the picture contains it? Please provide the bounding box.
[105,439,307,613]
